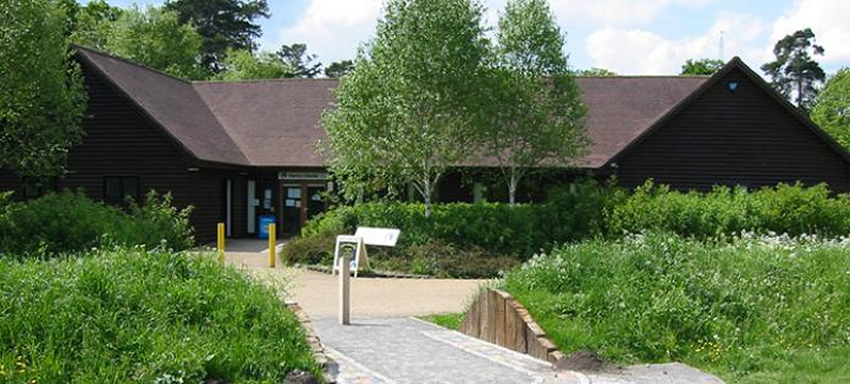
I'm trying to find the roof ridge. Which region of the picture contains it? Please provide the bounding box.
[193,77,340,84]
[72,44,194,85]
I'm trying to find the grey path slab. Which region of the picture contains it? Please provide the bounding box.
[313,317,586,384]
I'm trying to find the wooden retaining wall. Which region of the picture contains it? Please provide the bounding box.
[459,289,565,364]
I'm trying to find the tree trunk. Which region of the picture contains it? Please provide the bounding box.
[508,171,518,206]
[797,77,803,108]
[423,176,432,217]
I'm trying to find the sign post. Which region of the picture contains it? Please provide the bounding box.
[339,253,350,325]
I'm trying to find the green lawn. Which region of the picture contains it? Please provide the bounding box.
[0,248,320,383]
[502,232,850,383]
[419,313,464,330]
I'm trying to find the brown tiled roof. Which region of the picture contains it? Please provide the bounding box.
[193,79,336,167]
[75,46,707,169]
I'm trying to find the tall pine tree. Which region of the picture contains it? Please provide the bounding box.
[762,28,826,111]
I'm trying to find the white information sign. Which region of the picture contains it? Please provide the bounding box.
[333,227,401,277]
[354,227,401,247]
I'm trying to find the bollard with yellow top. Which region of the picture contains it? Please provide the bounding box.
[268,223,276,268]
[217,222,225,264]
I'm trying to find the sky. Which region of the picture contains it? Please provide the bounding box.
[86,0,850,75]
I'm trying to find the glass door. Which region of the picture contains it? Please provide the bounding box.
[307,185,326,221]
[282,185,302,235]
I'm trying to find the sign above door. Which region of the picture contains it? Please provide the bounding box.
[278,171,328,181]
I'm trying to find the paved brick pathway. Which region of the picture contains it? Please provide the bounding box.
[226,241,723,384]
[313,317,584,384]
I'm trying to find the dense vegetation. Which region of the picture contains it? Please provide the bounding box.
[287,180,850,277]
[0,191,194,257]
[0,248,320,383]
[502,232,850,383]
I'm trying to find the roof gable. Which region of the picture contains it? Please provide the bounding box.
[606,57,850,167]
[75,46,250,166]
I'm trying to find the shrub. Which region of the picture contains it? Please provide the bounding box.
[301,179,618,258]
[282,232,337,265]
[502,232,850,381]
[369,240,519,278]
[0,191,194,257]
[0,248,320,383]
[610,181,850,238]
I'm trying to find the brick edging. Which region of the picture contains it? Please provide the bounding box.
[458,289,566,365]
[286,301,337,383]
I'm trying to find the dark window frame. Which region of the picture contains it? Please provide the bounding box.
[21,176,58,199]
[103,175,141,206]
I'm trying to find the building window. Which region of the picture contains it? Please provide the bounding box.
[21,177,57,199]
[104,176,140,205]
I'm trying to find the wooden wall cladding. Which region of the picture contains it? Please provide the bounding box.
[459,289,565,364]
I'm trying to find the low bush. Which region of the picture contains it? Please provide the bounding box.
[610,182,850,238]
[368,240,519,278]
[0,190,194,257]
[302,179,616,258]
[502,232,850,382]
[0,248,319,383]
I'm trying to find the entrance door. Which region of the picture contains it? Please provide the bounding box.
[282,185,302,235]
[307,185,326,221]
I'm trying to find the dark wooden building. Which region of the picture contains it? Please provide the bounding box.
[1,47,847,242]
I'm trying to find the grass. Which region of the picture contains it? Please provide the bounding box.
[419,313,464,330]
[502,232,850,383]
[0,247,320,383]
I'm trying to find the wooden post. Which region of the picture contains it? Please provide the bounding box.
[217,223,225,264]
[268,223,277,268]
[339,254,350,325]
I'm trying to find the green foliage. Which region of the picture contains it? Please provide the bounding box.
[282,232,337,266]
[577,67,617,77]
[321,0,491,215]
[302,179,616,257]
[214,48,293,80]
[0,191,194,257]
[370,240,519,278]
[0,248,319,383]
[502,232,850,382]
[278,43,322,78]
[0,0,87,176]
[165,0,270,73]
[483,0,588,204]
[681,58,725,76]
[299,180,850,269]
[812,68,850,151]
[325,60,354,78]
[99,5,208,80]
[610,181,850,238]
[68,0,124,49]
[762,28,826,110]
[420,313,464,330]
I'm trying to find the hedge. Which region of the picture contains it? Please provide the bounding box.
[0,190,194,257]
[300,180,850,259]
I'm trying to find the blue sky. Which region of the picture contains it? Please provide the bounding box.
[84,0,849,75]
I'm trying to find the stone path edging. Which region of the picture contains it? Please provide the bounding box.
[285,301,338,383]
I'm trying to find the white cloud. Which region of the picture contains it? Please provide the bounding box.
[585,13,768,74]
[766,0,850,69]
[548,0,714,26]
[267,0,383,65]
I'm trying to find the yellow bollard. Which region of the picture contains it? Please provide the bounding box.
[268,223,277,268]
[217,223,225,264]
